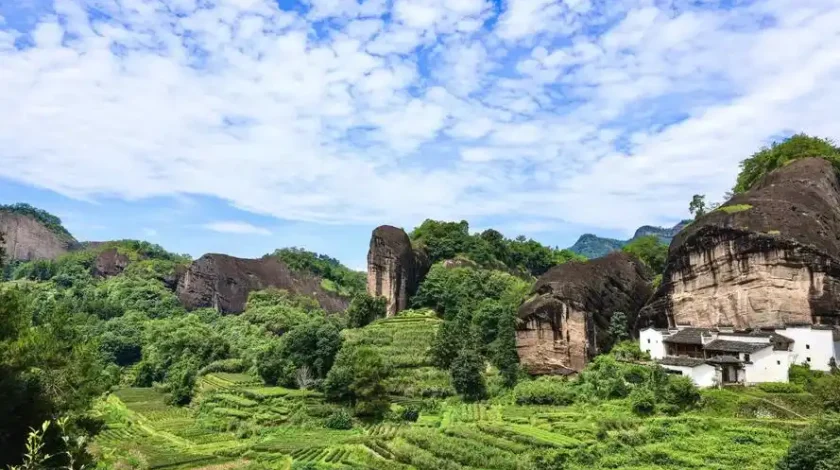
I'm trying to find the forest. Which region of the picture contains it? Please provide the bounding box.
[1,134,840,470]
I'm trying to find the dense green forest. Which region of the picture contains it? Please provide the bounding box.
[2,134,840,469]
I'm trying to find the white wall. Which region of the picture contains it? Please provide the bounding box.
[781,327,835,371]
[640,328,667,359]
[744,347,789,384]
[660,363,717,388]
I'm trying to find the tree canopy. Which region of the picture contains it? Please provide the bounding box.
[621,235,668,274]
[410,219,585,277]
[734,134,840,194]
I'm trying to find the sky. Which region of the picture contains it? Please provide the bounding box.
[1,0,839,271]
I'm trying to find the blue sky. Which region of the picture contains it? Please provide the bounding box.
[1,0,839,270]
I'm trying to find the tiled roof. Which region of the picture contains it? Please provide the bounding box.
[704,339,771,353]
[662,328,714,345]
[658,357,708,367]
[706,355,743,364]
[719,330,794,344]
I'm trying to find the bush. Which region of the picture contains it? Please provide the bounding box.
[514,378,576,406]
[756,382,805,394]
[324,409,353,430]
[789,363,823,389]
[811,374,840,412]
[630,387,656,416]
[776,414,840,470]
[664,375,700,410]
[166,361,198,406]
[401,405,420,422]
[199,358,246,375]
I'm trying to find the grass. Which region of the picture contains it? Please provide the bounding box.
[718,204,753,214]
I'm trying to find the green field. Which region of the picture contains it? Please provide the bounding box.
[93,315,810,470]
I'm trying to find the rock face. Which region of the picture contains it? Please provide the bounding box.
[177,254,349,314]
[639,157,840,330]
[93,248,131,277]
[0,212,75,261]
[517,252,653,374]
[366,226,430,317]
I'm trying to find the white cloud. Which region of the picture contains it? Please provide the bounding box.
[202,221,272,235]
[142,227,158,237]
[1,0,840,237]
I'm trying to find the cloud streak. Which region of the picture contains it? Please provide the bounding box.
[202,221,272,236]
[0,0,839,235]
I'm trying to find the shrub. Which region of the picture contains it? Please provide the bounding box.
[630,387,656,416]
[514,378,576,406]
[811,374,840,412]
[776,414,840,470]
[199,358,246,376]
[166,361,198,406]
[664,375,701,410]
[324,409,353,430]
[789,363,823,389]
[756,382,805,394]
[401,405,420,422]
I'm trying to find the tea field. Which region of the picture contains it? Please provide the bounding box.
[93,315,811,470]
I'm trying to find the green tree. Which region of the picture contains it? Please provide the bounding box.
[735,134,840,194]
[689,194,707,219]
[346,293,387,328]
[622,235,668,273]
[324,346,391,417]
[166,360,198,406]
[606,311,629,349]
[450,348,487,401]
[256,340,296,387]
[776,415,840,470]
[491,313,520,388]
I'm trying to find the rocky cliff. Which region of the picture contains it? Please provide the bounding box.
[639,157,840,330]
[516,252,652,374]
[177,254,349,314]
[366,226,430,317]
[0,211,76,261]
[93,248,131,277]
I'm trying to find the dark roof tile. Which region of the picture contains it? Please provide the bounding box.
[658,357,708,368]
[704,339,771,353]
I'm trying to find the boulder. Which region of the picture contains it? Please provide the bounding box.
[93,248,131,277]
[177,254,349,314]
[366,225,430,317]
[0,212,75,261]
[639,157,840,330]
[516,252,652,374]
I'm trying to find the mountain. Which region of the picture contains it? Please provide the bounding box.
[569,220,691,258]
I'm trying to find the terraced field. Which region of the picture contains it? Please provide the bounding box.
[94,317,807,470]
[97,376,802,470]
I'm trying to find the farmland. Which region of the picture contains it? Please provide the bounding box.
[93,315,811,470]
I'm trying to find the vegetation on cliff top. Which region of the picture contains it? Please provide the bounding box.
[0,202,76,241]
[734,133,840,194]
[272,247,366,297]
[410,219,584,277]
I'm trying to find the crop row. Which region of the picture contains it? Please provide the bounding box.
[289,446,329,462]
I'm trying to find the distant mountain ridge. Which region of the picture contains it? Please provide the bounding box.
[569,220,691,258]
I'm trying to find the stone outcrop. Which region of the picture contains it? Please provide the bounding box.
[93,248,131,277]
[639,157,840,330]
[517,252,653,374]
[0,212,75,261]
[366,226,430,317]
[177,254,349,314]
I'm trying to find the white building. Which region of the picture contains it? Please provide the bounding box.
[640,324,839,387]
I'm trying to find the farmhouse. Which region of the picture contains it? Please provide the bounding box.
[640,325,840,387]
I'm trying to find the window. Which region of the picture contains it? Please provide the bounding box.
[777,360,781,365]
[744,354,751,362]
[807,357,812,362]
[647,339,651,344]
[806,344,810,350]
